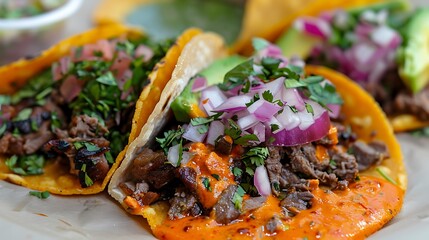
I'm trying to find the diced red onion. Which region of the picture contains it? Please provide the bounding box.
[294,17,332,39]
[252,123,265,143]
[297,111,315,130]
[212,95,253,113]
[254,165,271,196]
[327,103,341,119]
[267,116,284,134]
[270,111,330,146]
[181,151,192,165]
[275,106,300,130]
[135,44,154,62]
[167,144,181,167]
[247,99,282,122]
[281,88,305,111]
[183,124,207,143]
[351,42,376,66]
[371,25,401,48]
[237,113,259,130]
[332,10,349,29]
[368,61,388,84]
[201,98,216,116]
[60,75,83,103]
[262,77,284,97]
[206,120,225,145]
[191,77,207,93]
[201,86,227,108]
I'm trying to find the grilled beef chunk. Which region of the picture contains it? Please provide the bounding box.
[242,196,266,212]
[215,135,233,155]
[213,185,241,224]
[130,148,175,189]
[280,190,314,217]
[266,215,283,233]
[265,147,283,196]
[330,151,358,183]
[168,188,202,220]
[176,167,198,193]
[0,133,25,155]
[23,121,54,154]
[351,140,388,171]
[69,115,108,138]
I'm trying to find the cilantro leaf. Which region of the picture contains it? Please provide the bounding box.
[241,147,269,176]
[232,185,246,210]
[252,38,270,51]
[29,191,50,199]
[202,177,212,192]
[5,154,45,176]
[156,128,184,154]
[219,59,254,91]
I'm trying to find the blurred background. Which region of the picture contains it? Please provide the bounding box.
[0,0,427,65]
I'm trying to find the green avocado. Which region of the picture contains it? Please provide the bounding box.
[276,27,322,59]
[171,55,246,122]
[398,7,429,94]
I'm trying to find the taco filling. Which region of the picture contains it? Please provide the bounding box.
[276,1,429,130]
[0,35,172,188]
[113,39,405,239]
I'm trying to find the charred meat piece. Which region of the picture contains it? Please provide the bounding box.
[351,140,388,171]
[74,145,110,187]
[280,191,314,217]
[330,151,358,182]
[168,188,202,220]
[265,147,283,196]
[242,196,266,212]
[176,167,198,194]
[212,185,241,224]
[266,215,283,233]
[215,135,233,155]
[129,148,175,189]
[69,115,109,138]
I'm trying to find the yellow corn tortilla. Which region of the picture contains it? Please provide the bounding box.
[108,39,406,235]
[0,24,203,195]
[232,0,383,55]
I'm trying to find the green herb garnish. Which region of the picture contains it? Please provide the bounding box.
[29,191,50,199]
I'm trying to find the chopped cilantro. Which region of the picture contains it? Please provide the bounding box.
[262,90,274,102]
[96,71,117,86]
[202,177,212,191]
[5,154,45,175]
[13,108,32,121]
[270,124,280,132]
[273,182,280,192]
[252,38,270,51]
[376,167,397,185]
[224,119,259,146]
[212,174,220,181]
[232,167,243,177]
[289,105,298,113]
[241,147,269,168]
[219,59,254,91]
[0,123,7,137]
[329,159,337,168]
[232,185,246,210]
[29,191,50,199]
[105,151,114,164]
[305,103,314,116]
[156,128,184,154]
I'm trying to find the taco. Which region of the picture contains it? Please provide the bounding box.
[271,0,429,132]
[232,0,385,55]
[108,38,406,239]
[0,24,204,195]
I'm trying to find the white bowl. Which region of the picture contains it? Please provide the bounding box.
[0,0,83,65]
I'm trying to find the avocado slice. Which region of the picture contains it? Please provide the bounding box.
[398,7,429,94]
[171,55,246,122]
[276,27,322,59]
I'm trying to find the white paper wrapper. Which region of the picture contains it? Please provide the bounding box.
[1,133,428,239]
